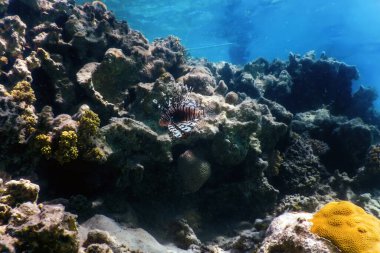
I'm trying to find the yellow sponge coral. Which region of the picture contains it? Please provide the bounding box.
[310,201,380,253]
[10,80,36,104]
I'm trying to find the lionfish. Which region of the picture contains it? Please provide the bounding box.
[155,86,205,139]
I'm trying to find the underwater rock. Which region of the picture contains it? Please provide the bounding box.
[206,61,239,89]
[211,120,258,167]
[353,192,380,218]
[82,229,118,253]
[0,178,80,253]
[235,72,261,98]
[0,15,26,59]
[263,70,293,104]
[76,62,119,121]
[92,48,139,104]
[201,176,278,221]
[275,193,336,215]
[0,0,8,17]
[149,36,187,78]
[354,144,380,189]
[80,214,189,253]
[243,58,270,78]
[291,108,342,135]
[12,58,33,83]
[258,114,288,153]
[177,66,216,95]
[84,244,113,253]
[276,134,323,194]
[292,109,379,174]
[328,118,379,174]
[348,85,379,124]
[102,117,172,164]
[167,218,201,249]
[214,80,228,95]
[31,48,76,112]
[10,0,75,24]
[258,212,340,253]
[286,52,359,114]
[0,179,39,207]
[7,204,79,252]
[258,97,293,125]
[64,1,129,62]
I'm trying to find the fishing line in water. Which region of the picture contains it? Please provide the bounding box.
[186,42,236,51]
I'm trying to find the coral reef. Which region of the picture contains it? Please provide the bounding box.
[0,0,379,252]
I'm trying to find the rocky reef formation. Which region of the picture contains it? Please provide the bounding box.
[0,0,380,252]
[0,178,79,252]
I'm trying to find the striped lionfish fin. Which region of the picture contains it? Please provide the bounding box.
[168,121,197,139]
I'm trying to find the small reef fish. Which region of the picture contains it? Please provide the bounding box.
[155,86,205,139]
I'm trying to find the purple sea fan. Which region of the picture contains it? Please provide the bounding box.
[155,86,205,139]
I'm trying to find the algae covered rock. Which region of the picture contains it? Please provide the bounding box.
[167,218,201,249]
[177,66,216,95]
[211,120,257,166]
[277,135,323,194]
[0,15,26,58]
[102,117,172,164]
[0,179,39,207]
[92,48,139,104]
[0,178,80,253]
[7,204,79,253]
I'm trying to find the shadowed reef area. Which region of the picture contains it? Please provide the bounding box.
[2,0,380,252]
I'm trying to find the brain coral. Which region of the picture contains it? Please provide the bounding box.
[310,201,380,253]
[177,150,211,194]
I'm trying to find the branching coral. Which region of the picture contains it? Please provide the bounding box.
[310,201,380,253]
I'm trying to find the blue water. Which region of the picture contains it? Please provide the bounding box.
[80,0,380,104]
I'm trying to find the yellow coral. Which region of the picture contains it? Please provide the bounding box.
[10,81,36,104]
[310,201,380,253]
[35,134,52,158]
[56,130,78,164]
[36,47,50,60]
[20,111,37,136]
[83,147,106,163]
[78,109,100,139]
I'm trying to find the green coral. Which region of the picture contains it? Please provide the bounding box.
[10,81,36,104]
[56,130,79,164]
